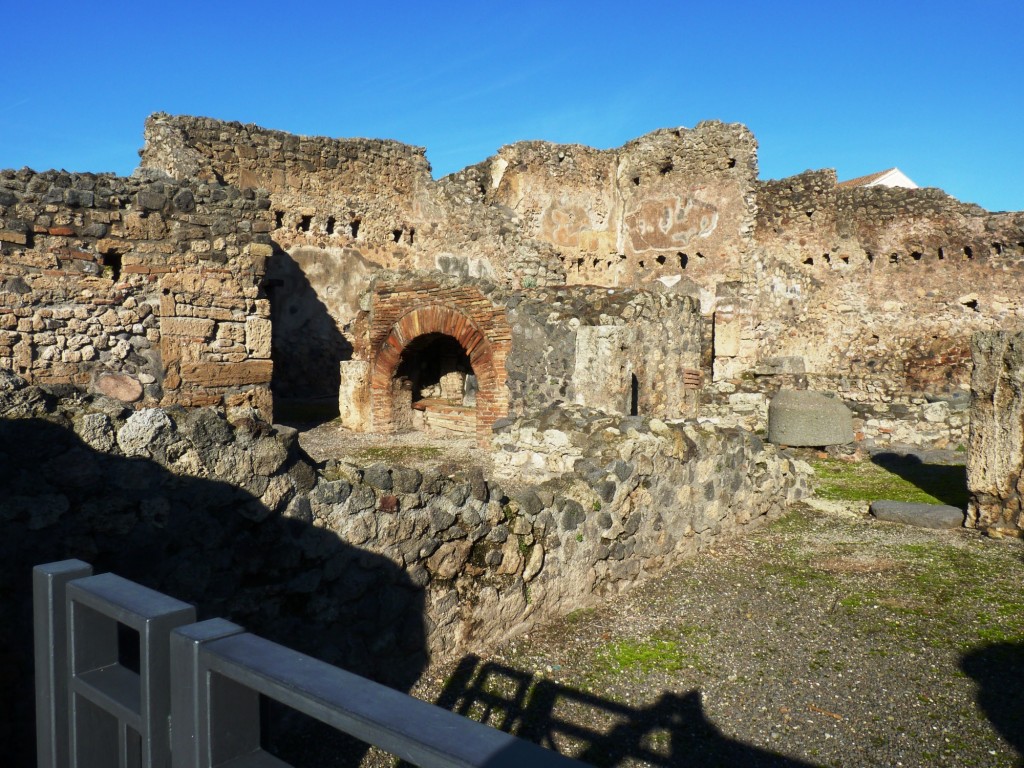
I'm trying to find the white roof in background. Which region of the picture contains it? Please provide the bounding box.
[839,167,918,189]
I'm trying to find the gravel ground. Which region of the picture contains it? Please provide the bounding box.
[407,500,1024,767]
[288,423,1023,767]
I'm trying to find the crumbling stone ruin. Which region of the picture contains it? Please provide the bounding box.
[967,331,1024,535]
[2,112,1023,758]
[4,113,1022,442]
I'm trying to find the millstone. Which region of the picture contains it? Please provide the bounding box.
[767,389,853,447]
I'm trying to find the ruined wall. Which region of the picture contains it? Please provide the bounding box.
[476,121,757,289]
[505,285,703,419]
[728,171,1024,400]
[140,113,565,295]
[696,170,1024,446]
[0,167,274,414]
[967,331,1024,534]
[0,377,808,759]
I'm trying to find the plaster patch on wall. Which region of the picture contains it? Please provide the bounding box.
[625,195,719,253]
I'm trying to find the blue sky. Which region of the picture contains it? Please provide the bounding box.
[2,1,1021,211]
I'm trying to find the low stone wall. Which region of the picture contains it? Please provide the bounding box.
[1,375,807,759]
[702,382,970,449]
[967,331,1024,535]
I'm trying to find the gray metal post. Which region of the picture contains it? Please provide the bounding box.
[169,619,247,768]
[34,560,94,768]
[66,573,195,768]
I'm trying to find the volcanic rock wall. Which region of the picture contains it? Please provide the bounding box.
[967,331,1024,534]
[0,378,808,761]
[504,285,703,419]
[0,167,274,414]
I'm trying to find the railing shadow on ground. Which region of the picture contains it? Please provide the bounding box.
[869,452,969,509]
[0,415,425,767]
[431,654,821,768]
[961,641,1024,763]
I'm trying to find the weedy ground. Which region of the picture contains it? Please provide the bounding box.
[409,455,1023,768]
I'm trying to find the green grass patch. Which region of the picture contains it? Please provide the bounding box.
[592,625,712,676]
[596,638,699,674]
[809,457,967,507]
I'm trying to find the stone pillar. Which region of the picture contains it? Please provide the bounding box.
[338,361,371,431]
[967,331,1024,535]
[573,326,635,414]
[390,377,414,432]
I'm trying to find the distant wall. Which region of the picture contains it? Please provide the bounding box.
[139,113,566,296]
[0,167,274,414]
[730,171,1024,405]
[967,331,1024,534]
[478,121,758,288]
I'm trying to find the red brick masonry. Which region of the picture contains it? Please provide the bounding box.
[367,282,511,439]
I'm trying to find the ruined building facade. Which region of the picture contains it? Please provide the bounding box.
[2,113,1022,445]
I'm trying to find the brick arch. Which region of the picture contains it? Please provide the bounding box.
[370,305,508,438]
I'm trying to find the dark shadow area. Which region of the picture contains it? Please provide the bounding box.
[396,333,475,405]
[869,451,969,508]
[961,641,1024,763]
[435,654,820,768]
[0,415,425,767]
[264,247,351,426]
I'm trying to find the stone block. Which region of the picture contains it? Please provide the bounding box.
[245,316,272,358]
[0,230,28,245]
[767,389,853,447]
[179,360,273,387]
[93,372,144,403]
[870,500,964,529]
[162,317,216,339]
[338,360,371,431]
[713,309,740,358]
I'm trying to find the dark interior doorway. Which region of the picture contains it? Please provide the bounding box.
[395,333,477,406]
[264,250,352,426]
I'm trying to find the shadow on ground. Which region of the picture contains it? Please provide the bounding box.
[961,641,1024,763]
[433,654,819,767]
[869,452,969,508]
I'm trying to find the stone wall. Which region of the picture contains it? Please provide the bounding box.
[474,121,757,288]
[967,331,1024,534]
[731,172,1024,402]
[702,170,1024,444]
[701,379,971,450]
[0,167,274,414]
[0,376,808,760]
[505,285,704,420]
[139,113,565,293]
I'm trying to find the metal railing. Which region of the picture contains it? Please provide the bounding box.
[34,560,587,768]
